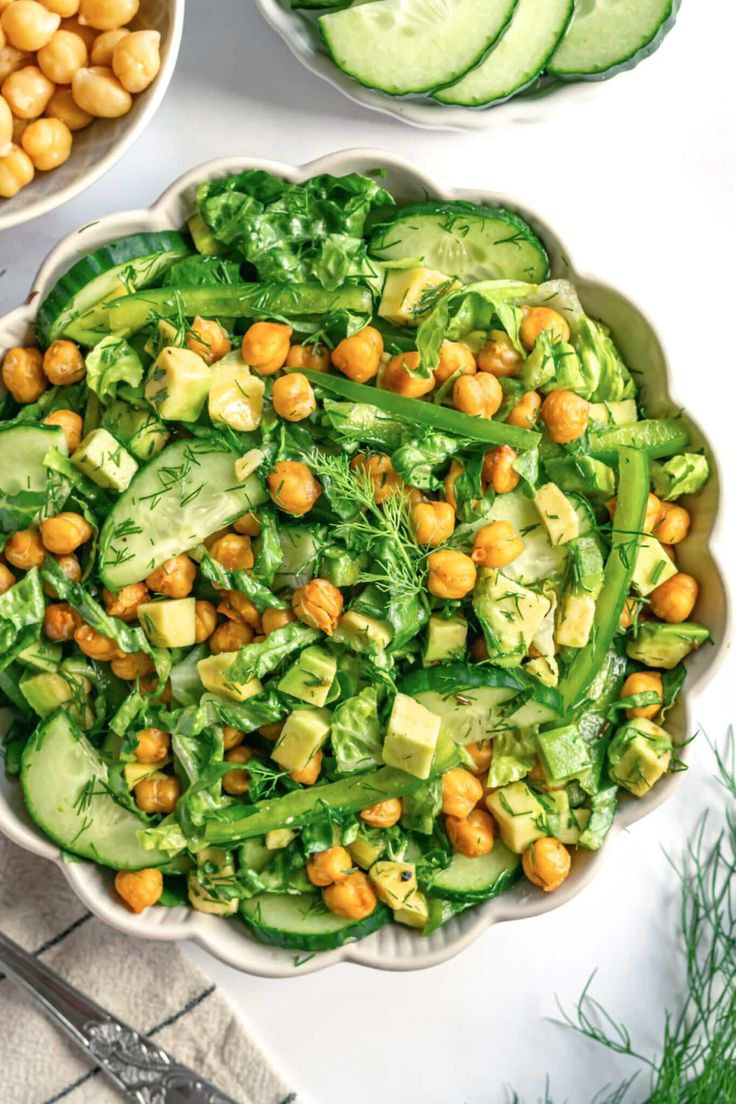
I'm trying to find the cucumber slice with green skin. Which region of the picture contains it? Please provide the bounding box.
[319,0,519,97]
[436,0,573,107]
[369,202,549,285]
[240,894,391,952]
[21,711,168,870]
[549,0,679,79]
[429,841,520,901]
[36,232,190,346]
[98,440,268,591]
[0,424,68,533]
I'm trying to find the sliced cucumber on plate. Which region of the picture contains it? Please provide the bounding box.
[430,841,521,901]
[369,201,548,284]
[240,893,391,951]
[549,0,679,79]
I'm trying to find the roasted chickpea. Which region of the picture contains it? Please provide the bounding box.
[507,390,542,431]
[5,527,45,569]
[241,321,292,376]
[0,93,11,149]
[114,868,163,914]
[78,0,139,30]
[2,65,54,117]
[111,28,159,93]
[40,511,92,554]
[2,2,60,52]
[522,837,571,892]
[0,44,34,87]
[442,767,483,819]
[145,553,196,599]
[290,749,323,786]
[74,622,118,661]
[90,26,127,64]
[293,578,343,636]
[434,340,476,385]
[45,84,92,129]
[209,533,254,572]
[323,871,377,920]
[139,675,171,704]
[272,372,316,422]
[360,798,402,829]
[477,330,524,378]
[331,326,383,383]
[541,389,589,445]
[0,140,33,195]
[259,722,283,742]
[482,444,520,494]
[262,607,296,635]
[607,493,662,535]
[40,1,82,16]
[472,520,524,569]
[42,408,83,451]
[209,620,253,655]
[465,741,493,775]
[42,339,85,384]
[186,316,231,364]
[446,808,495,857]
[350,452,403,504]
[520,307,570,352]
[427,549,477,600]
[2,346,46,403]
[453,372,502,418]
[442,459,464,511]
[43,601,79,641]
[381,350,435,398]
[619,595,641,631]
[134,775,180,815]
[232,512,261,537]
[622,671,663,720]
[37,28,87,83]
[411,500,455,546]
[649,573,699,623]
[43,552,80,596]
[0,563,15,595]
[102,581,148,622]
[59,15,96,47]
[193,599,217,643]
[654,503,691,545]
[307,846,353,887]
[133,727,170,764]
[222,745,252,796]
[110,650,154,680]
[217,591,261,630]
[267,459,321,516]
[71,66,131,117]
[285,342,329,373]
[217,727,242,753]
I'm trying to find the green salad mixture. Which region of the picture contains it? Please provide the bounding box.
[0,168,711,952]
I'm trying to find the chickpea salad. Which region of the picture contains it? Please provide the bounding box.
[0,169,712,951]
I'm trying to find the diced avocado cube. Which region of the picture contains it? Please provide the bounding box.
[71,428,138,491]
[545,790,591,845]
[16,637,62,672]
[555,594,596,649]
[608,717,672,797]
[487,781,548,854]
[569,535,605,599]
[19,669,93,727]
[348,834,385,870]
[277,646,337,708]
[524,655,559,688]
[103,401,169,460]
[394,890,430,930]
[535,483,580,546]
[272,708,332,772]
[632,536,678,596]
[138,598,196,648]
[334,609,392,653]
[544,456,616,498]
[209,352,265,432]
[537,724,592,784]
[319,545,363,588]
[197,653,263,703]
[369,861,418,909]
[588,399,638,428]
[265,828,297,850]
[378,267,454,326]
[123,763,167,789]
[626,621,710,670]
[275,526,322,590]
[473,568,553,668]
[423,614,467,666]
[187,211,226,257]
[382,693,441,780]
[239,838,272,873]
[145,346,212,422]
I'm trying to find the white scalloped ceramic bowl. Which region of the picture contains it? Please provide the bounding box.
[0,0,185,232]
[0,150,729,976]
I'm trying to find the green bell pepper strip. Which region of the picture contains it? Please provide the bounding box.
[66,284,374,344]
[295,370,540,451]
[589,419,689,463]
[203,734,461,844]
[558,445,649,719]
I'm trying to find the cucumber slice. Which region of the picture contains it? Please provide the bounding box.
[430,841,520,901]
[549,0,678,79]
[436,0,573,106]
[98,440,268,591]
[36,232,190,346]
[0,424,68,533]
[319,0,519,96]
[21,711,168,870]
[240,893,391,951]
[369,202,548,284]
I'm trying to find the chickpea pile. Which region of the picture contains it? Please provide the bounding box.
[0,0,162,199]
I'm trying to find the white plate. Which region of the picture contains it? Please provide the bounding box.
[0,149,729,977]
[0,0,186,231]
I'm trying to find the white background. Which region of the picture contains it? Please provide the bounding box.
[1,2,735,1101]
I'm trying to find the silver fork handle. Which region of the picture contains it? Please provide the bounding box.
[0,930,240,1103]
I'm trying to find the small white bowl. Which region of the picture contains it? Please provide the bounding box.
[0,0,186,231]
[0,150,729,976]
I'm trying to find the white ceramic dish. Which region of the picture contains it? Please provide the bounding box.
[254,0,598,132]
[0,0,185,232]
[0,149,729,977]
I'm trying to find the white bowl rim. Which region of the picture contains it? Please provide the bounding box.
[0,147,731,978]
[0,0,186,233]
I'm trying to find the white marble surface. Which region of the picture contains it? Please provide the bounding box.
[1,1,735,1100]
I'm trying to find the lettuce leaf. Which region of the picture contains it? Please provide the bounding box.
[650,453,710,501]
[223,622,319,688]
[331,687,383,774]
[85,336,144,404]
[0,569,45,653]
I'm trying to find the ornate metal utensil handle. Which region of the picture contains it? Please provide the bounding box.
[0,930,240,1103]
